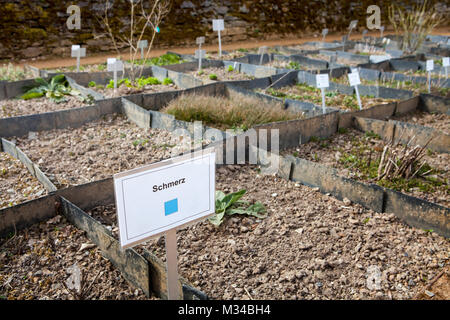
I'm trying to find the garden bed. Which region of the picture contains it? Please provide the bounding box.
[45,63,107,74]
[258,83,397,111]
[161,92,304,131]
[13,113,188,189]
[0,214,149,300]
[0,96,93,119]
[0,152,47,210]
[281,128,449,207]
[1,64,35,82]
[85,164,449,300]
[89,78,179,99]
[390,111,449,134]
[187,67,254,83]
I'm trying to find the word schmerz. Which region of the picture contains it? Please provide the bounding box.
[153,178,186,192]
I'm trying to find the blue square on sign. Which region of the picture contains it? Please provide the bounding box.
[164,199,178,216]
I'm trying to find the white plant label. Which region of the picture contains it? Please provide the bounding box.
[196,36,205,45]
[107,58,123,72]
[426,60,434,71]
[212,19,224,57]
[349,20,358,30]
[348,71,361,86]
[71,45,86,73]
[114,149,216,249]
[195,49,206,71]
[316,74,330,88]
[138,40,148,60]
[322,28,328,37]
[443,57,450,67]
[212,19,224,31]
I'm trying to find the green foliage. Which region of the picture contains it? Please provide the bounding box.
[338,127,348,134]
[365,131,382,139]
[0,63,31,81]
[136,76,161,87]
[163,77,173,85]
[237,48,249,53]
[88,81,96,88]
[20,75,80,103]
[209,73,218,80]
[209,189,267,226]
[133,53,184,66]
[198,69,204,75]
[287,61,302,70]
[227,65,234,72]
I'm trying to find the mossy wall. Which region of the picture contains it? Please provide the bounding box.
[0,0,448,60]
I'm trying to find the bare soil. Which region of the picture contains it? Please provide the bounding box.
[188,67,254,83]
[0,215,150,300]
[0,152,47,210]
[13,113,196,189]
[92,82,179,99]
[260,84,397,111]
[281,128,449,207]
[390,111,450,135]
[87,165,449,300]
[415,266,450,300]
[0,96,92,119]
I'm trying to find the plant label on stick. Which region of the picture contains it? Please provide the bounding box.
[196,36,205,46]
[426,59,434,93]
[113,149,216,300]
[137,40,148,60]
[212,19,224,57]
[316,74,329,114]
[107,58,124,93]
[258,46,268,65]
[322,28,328,42]
[379,26,384,38]
[195,49,206,71]
[348,70,363,110]
[443,57,449,78]
[71,45,86,73]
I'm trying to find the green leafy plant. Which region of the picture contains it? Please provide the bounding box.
[227,65,234,72]
[88,81,96,88]
[209,73,218,80]
[208,189,267,226]
[136,76,161,87]
[163,77,173,85]
[20,75,80,103]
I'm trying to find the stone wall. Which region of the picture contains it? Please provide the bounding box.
[0,0,448,60]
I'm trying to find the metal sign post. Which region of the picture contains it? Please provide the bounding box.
[195,49,206,72]
[316,74,330,114]
[348,68,363,110]
[71,45,86,73]
[212,19,225,57]
[258,46,268,65]
[380,26,385,39]
[443,57,449,78]
[426,59,434,93]
[138,40,148,60]
[322,28,328,44]
[113,149,216,300]
[107,58,124,95]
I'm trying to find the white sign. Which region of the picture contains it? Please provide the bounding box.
[195,49,206,59]
[322,28,328,37]
[114,150,216,249]
[348,71,361,86]
[316,74,330,88]
[443,57,450,67]
[196,36,205,45]
[212,19,224,31]
[138,40,148,49]
[71,45,86,58]
[349,20,358,30]
[426,59,434,71]
[107,58,124,72]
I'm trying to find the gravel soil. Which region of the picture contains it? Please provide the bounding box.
[281,128,449,207]
[0,96,92,119]
[45,63,107,73]
[86,165,449,300]
[259,84,397,111]
[92,82,179,99]
[0,215,149,300]
[0,152,47,210]
[188,67,254,83]
[14,113,192,189]
[390,111,450,135]
[415,266,449,300]
[265,60,310,70]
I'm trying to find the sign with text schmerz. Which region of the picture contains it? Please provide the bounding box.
[114,149,216,248]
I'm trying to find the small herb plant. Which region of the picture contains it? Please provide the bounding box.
[209,189,267,227]
[209,74,218,80]
[20,75,85,103]
[227,65,234,72]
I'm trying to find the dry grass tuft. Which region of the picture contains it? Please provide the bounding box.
[162,93,303,130]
